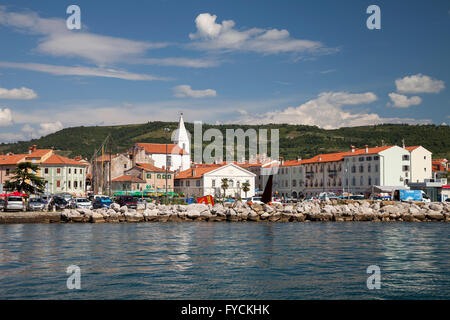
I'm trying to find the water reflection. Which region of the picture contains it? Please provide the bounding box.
[0,222,449,299]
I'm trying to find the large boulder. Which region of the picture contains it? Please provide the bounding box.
[429,203,443,212]
[90,212,105,223]
[110,203,121,212]
[426,211,444,221]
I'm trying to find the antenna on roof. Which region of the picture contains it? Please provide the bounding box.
[402,138,405,149]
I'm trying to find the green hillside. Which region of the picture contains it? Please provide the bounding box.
[1,122,449,161]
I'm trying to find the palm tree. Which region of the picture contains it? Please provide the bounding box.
[4,162,46,194]
[221,178,229,201]
[242,181,250,199]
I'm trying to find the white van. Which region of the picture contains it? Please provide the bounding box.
[5,196,25,212]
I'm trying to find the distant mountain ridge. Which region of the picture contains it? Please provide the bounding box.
[1,122,449,161]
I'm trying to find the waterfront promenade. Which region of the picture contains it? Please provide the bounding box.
[0,200,449,224]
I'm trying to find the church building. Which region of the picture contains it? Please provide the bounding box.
[129,113,191,172]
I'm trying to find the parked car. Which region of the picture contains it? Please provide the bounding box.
[244,196,264,205]
[115,195,137,209]
[319,192,339,201]
[56,193,73,203]
[92,196,113,209]
[5,196,25,212]
[49,197,69,211]
[71,197,93,209]
[27,198,46,211]
[0,199,5,211]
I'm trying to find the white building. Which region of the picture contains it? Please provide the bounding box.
[406,146,432,183]
[130,114,191,172]
[175,163,256,199]
[273,160,305,199]
[343,145,411,194]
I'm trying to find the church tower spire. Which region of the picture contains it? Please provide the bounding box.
[173,112,190,155]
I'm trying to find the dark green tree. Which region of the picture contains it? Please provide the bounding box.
[4,162,46,194]
[242,181,250,199]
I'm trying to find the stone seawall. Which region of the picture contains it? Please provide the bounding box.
[1,200,449,224]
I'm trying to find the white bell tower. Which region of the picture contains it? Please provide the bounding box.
[173,112,191,170]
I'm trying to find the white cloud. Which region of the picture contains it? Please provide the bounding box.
[0,62,168,81]
[0,87,38,100]
[0,7,167,65]
[395,74,445,94]
[173,85,217,98]
[21,124,34,133]
[38,121,63,136]
[0,132,25,142]
[135,57,220,68]
[236,92,430,129]
[188,13,335,56]
[388,93,422,108]
[0,108,13,126]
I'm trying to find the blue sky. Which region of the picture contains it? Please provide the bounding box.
[0,0,449,142]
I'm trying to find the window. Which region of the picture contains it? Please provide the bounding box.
[368,164,371,172]
[157,174,161,179]
[366,156,372,161]
[351,166,356,173]
[196,180,201,187]
[6,169,9,176]
[68,181,71,188]
[358,157,364,162]
[424,168,426,172]
[375,164,379,172]
[352,177,356,186]
[403,165,410,171]
[359,165,364,173]
[212,179,216,187]
[124,164,127,169]
[402,155,410,161]
[57,168,61,174]
[375,178,379,185]
[74,181,78,188]
[374,156,379,160]
[168,175,171,179]
[424,156,426,160]
[174,180,180,187]
[186,181,190,187]
[180,180,184,187]
[167,156,172,167]
[360,176,364,186]
[68,168,71,174]
[292,180,297,187]
[57,181,61,188]
[147,173,151,179]
[74,169,77,174]
[368,177,372,186]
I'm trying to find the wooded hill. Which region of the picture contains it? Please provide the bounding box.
[1,123,449,161]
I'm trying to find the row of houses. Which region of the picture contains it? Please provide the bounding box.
[0,145,88,196]
[272,145,437,199]
[0,114,447,199]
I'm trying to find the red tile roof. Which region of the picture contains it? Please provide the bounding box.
[0,154,26,165]
[136,143,188,155]
[25,149,52,158]
[301,146,394,164]
[136,162,170,173]
[112,175,145,183]
[176,165,222,179]
[42,154,88,166]
[405,146,420,151]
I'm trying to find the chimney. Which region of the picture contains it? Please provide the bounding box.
[318,156,322,161]
[365,145,369,153]
[28,145,37,154]
[192,169,196,177]
[351,145,355,153]
[74,156,82,161]
[297,156,302,161]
